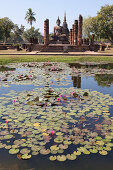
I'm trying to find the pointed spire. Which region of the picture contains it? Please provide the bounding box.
[56,16,61,26]
[64,12,66,22]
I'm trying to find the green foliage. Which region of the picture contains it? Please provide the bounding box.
[95,5,113,42]
[23,27,43,43]
[83,4,113,43]
[8,25,25,43]
[83,16,94,38]
[0,17,14,43]
[25,8,36,28]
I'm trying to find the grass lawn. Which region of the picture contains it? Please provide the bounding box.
[0,55,113,65]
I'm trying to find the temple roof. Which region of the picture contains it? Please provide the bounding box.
[63,12,68,29]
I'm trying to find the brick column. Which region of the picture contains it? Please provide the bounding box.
[78,15,83,46]
[69,29,72,45]
[72,24,74,45]
[44,19,49,45]
[74,20,78,45]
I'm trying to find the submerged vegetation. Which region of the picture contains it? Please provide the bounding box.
[0,62,113,162]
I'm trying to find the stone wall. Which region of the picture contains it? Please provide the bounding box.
[37,44,100,52]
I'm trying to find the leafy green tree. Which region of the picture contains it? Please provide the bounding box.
[83,16,94,38]
[0,17,14,43]
[0,26,3,41]
[83,5,113,43]
[9,24,25,43]
[23,27,43,43]
[95,5,113,43]
[25,8,36,28]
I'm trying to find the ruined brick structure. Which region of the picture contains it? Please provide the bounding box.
[69,29,72,45]
[44,19,49,45]
[74,20,78,45]
[72,24,74,45]
[78,15,83,45]
[31,13,99,52]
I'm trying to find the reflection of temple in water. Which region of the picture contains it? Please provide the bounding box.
[72,76,81,88]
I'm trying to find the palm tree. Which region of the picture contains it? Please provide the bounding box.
[25,8,36,28]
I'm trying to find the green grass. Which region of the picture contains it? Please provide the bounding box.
[0,55,113,65]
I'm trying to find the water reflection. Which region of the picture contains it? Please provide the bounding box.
[69,63,113,88]
[0,66,15,72]
[72,74,113,88]
[95,74,113,87]
[0,62,113,170]
[69,62,113,70]
[72,76,81,88]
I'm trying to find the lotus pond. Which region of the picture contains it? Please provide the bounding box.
[0,62,113,170]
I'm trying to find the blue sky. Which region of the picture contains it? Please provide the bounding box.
[0,0,113,34]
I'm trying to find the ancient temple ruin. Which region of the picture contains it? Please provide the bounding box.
[50,14,69,44]
[32,13,99,52]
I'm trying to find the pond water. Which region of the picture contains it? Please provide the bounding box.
[0,62,113,170]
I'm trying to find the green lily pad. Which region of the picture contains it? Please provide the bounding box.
[57,155,66,161]
[9,148,19,154]
[22,154,31,159]
[49,156,57,161]
[99,150,108,155]
[66,154,77,160]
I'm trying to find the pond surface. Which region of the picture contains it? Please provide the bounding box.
[0,62,113,170]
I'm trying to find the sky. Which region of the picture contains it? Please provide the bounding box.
[0,0,113,34]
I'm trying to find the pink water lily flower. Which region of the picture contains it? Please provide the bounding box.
[57,98,60,101]
[51,130,55,135]
[83,124,86,128]
[13,100,16,103]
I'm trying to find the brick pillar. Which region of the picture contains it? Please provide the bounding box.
[69,29,72,44]
[74,20,78,45]
[72,24,74,45]
[78,15,83,46]
[44,19,49,45]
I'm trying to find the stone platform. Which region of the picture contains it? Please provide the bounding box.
[32,44,100,52]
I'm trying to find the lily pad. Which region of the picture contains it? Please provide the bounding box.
[57,155,66,161]
[9,148,19,154]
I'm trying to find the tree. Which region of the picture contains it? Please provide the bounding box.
[95,5,113,43]
[23,27,43,43]
[0,17,14,43]
[25,8,36,28]
[8,24,25,43]
[83,5,113,43]
[83,16,94,38]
